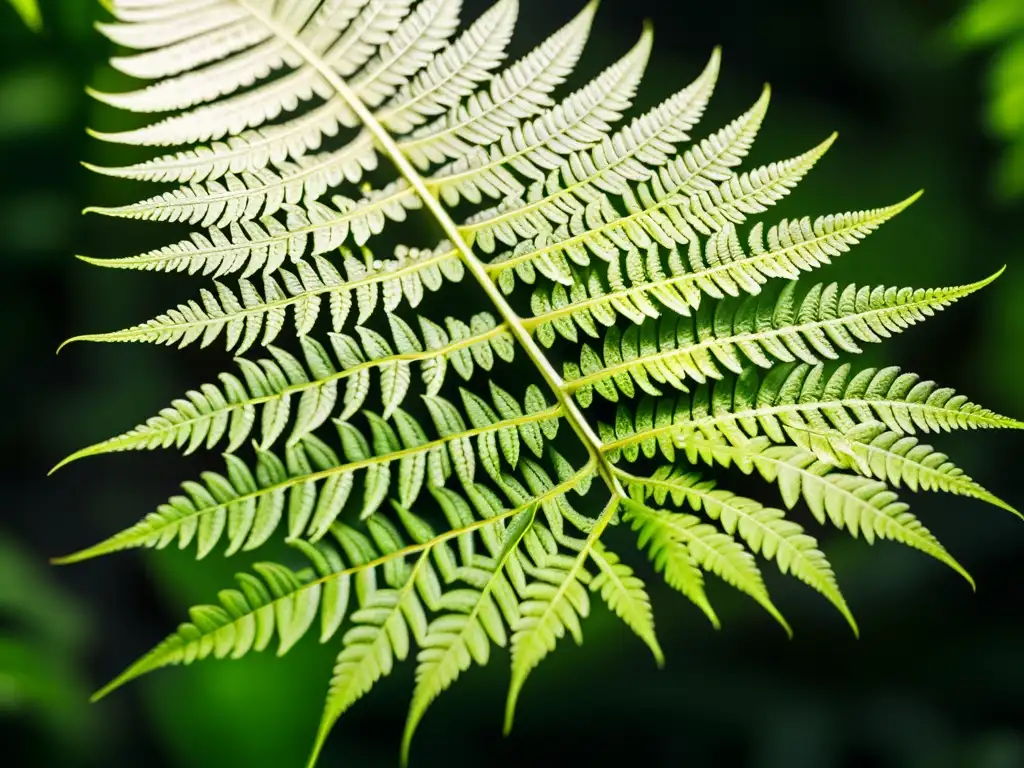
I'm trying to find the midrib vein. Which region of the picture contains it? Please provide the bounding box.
[239,1,625,498]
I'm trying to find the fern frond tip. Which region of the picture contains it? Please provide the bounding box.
[900,189,925,209]
[84,85,120,109]
[48,447,91,475]
[80,161,127,179]
[944,554,975,592]
[50,537,125,566]
[55,335,86,355]
[84,126,117,143]
[503,677,523,736]
[307,721,334,768]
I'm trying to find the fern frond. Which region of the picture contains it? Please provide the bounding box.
[54,313,514,470]
[682,436,973,587]
[622,497,790,634]
[91,539,349,702]
[103,6,272,80]
[66,245,465,348]
[463,47,722,255]
[588,542,663,664]
[54,388,563,563]
[488,84,778,289]
[84,464,600,757]
[400,0,598,167]
[87,0,518,225]
[804,423,1018,516]
[314,460,597,766]
[851,423,1008,496]
[503,505,599,734]
[82,21,642,280]
[89,461,592,713]
[423,24,653,208]
[399,498,533,764]
[93,0,463,148]
[619,467,856,633]
[600,363,1024,464]
[63,1,1023,763]
[524,134,837,340]
[500,485,628,734]
[312,548,431,765]
[567,271,997,404]
[84,0,585,194]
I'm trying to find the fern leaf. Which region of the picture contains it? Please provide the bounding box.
[524,134,837,339]
[311,549,430,766]
[491,83,778,292]
[84,0,580,197]
[623,498,790,635]
[91,541,349,702]
[589,542,663,664]
[53,314,514,469]
[503,494,626,734]
[399,501,534,764]
[685,436,974,587]
[65,246,465,348]
[103,9,271,80]
[464,47,722,255]
[829,423,1018,516]
[83,20,646,273]
[90,0,516,225]
[63,1,1024,762]
[400,0,598,167]
[55,390,563,563]
[93,0,461,149]
[600,363,1023,463]
[426,25,653,208]
[568,271,998,403]
[621,467,856,633]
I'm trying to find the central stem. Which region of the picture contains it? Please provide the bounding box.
[247,2,625,499]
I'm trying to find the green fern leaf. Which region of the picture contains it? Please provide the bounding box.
[620,467,856,633]
[54,313,513,468]
[600,363,1023,463]
[399,499,534,764]
[55,389,563,562]
[524,133,837,341]
[623,497,790,635]
[842,423,1017,514]
[684,436,973,587]
[589,542,663,664]
[91,540,349,702]
[568,271,998,403]
[311,549,430,766]
[59,1,1023,763]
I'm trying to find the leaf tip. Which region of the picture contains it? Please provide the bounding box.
[48,451,81,475]
[503,675,525,737]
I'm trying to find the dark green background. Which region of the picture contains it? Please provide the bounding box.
[2,0,1023,766]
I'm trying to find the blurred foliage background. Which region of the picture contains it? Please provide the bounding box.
[953,0,1024,199]
[2,0,1023,766]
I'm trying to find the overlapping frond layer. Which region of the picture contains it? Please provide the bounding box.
[61,1,1021,765]
[55,383,563,563]
[678,436,975,587]
[54,312,515,469]
[462,47,722,254]
[484,83,779,289]
[523,133,838,341]
[619,467,856,633]
[623,497,791,635]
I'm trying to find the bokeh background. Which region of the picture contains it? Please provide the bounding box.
[3,0,1023,766]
